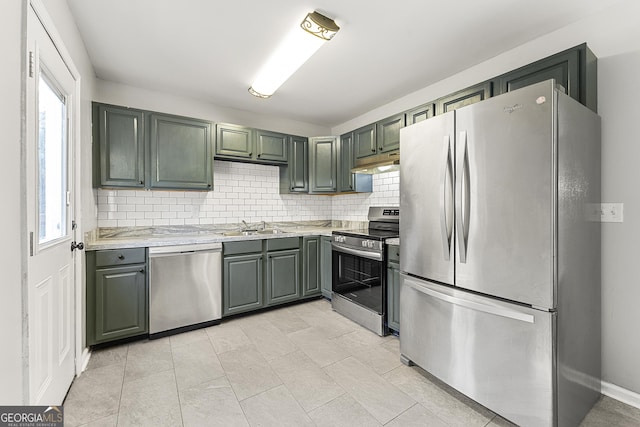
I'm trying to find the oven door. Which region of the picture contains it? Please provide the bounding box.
[332,243,385,314]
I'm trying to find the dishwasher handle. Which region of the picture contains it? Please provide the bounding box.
[148,242,222,257]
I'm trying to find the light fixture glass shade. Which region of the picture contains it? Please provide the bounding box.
[249,11,339,98]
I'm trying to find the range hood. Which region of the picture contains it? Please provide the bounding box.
[351,151,400,174]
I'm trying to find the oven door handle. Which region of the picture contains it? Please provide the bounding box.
[332,243,383,261]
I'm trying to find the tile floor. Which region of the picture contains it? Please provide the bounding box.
[64,299,640,426]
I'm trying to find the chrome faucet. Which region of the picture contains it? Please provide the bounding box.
[241,220,249,231]
[260,220,267,231]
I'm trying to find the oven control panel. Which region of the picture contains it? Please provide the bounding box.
[361,240,379,249]
[334,235,347,243]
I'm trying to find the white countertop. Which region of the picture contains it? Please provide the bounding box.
[86,221,366,250]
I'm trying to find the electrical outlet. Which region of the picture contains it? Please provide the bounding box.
[600,203,623,223]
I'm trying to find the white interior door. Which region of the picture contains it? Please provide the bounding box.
[26,5,77,405]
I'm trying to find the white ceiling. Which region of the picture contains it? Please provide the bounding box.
[66,0,615,127]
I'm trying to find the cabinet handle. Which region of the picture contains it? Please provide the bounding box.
[139,180,144,185]
[257,154,261,158]
[378,147,382,151]
[249,152,253,156]
[139,269,145,273]
[118,254,125,260]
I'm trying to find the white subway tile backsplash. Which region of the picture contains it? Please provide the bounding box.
[97,160,398,227]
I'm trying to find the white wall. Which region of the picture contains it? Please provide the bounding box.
[94,79,331,138]
[0,0,97,404]
[331,0,640,396]
[0,0,26,405]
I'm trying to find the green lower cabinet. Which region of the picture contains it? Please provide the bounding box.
[320,236,333,299]
[302,237,321,297]
[387,261,400,333]
[223,253,264,316]
[387,244,400,333]
[94,265,147,343]
[86,248,148,346]
[266,249,301,306]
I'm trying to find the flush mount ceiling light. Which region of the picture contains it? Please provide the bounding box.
[248,11,340,99]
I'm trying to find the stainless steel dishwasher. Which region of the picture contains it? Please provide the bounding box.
[149,242,222,337]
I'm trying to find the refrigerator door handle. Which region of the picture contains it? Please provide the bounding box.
[439,135,453,261]
[403,278,535,323]
[456,131,470,263]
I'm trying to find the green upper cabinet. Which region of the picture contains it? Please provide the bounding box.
[309,136,337,193]
[280,135,309,193]
[376,113,405,153]
[405,103,435,125]
[94,104,145,188]
[256,130,288,163]
[494,43,597,112]
[215,123,254,159]
[93,102,213,191]
[215,123,288,165]
[353,124,377,160]
[338,133,372,193]
[149,113,213,190]
[338,133,355,192]
[436,81,493,114]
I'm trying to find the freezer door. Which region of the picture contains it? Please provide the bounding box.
[400,112,455,285]
[400,274,556,427]
[454,81,555,308]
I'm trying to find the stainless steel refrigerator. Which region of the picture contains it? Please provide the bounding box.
[399,80,601,427]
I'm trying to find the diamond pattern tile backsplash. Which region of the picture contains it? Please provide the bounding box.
[97,160,399,227]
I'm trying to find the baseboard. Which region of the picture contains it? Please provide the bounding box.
[602,381,640,410]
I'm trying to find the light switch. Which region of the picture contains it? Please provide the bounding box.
[600,203,623,223]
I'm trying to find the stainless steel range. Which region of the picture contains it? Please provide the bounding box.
[331,206,399,336]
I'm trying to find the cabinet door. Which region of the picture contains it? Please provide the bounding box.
[320,236,333,299]
[215,123,254,159]
[256,130,288,163]
[496,48,583,105]
[288,136,309,192]
[266,249,300,306]
[302,237,320,297]
[436,81,492,115]
[406,103,435,125]
[223,253,263,316]
[96,104,145,188]
[93,265,147,344]
[376,113,405,153]
[338,133,355,192]
[353,124,377,160]
[387,261,400,332]
[149,114,212,190]
[309,137,337,193]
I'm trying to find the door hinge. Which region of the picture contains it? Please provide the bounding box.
[28,51,34,78]
[72,220,77,230]
[29,232,34,256]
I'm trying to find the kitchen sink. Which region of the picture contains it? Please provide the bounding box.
[257,229,288,235]
[222,229,288,237]
[223,230,257,236]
